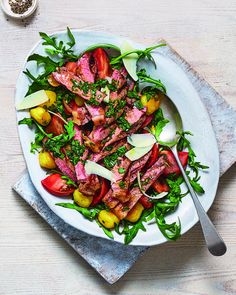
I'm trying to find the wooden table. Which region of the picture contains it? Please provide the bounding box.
[0,0,236,294]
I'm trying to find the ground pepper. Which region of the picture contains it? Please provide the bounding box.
[9,0,33,15]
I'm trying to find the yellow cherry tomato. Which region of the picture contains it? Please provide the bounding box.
[48,74,60,87]
[40,90,57,108]
[30,106,51,126]
[125,202,144,223]
[74,96,84,106]
[73,190,93,208]
[38,151,56,169]
[141,94,160,115]
[98,210,119,229]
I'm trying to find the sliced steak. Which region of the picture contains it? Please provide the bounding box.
[111,69,126,89]
[85,103,105,126]
[76,53,95,83]
[91,139,128,162]
[113,157,165,219]
[55,158,77,182]
[103,150,152,208]
[52,68,104,102]
[110,157,131,202]
[104,108,146,147]
[72,106,90,126]
[89,124,116,143]
[78,175,101,196]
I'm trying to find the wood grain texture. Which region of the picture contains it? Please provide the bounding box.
[0,0,236,294]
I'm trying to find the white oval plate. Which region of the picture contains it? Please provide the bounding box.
[15,30,219,246]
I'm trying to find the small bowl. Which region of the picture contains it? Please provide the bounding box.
[1,0,38,19]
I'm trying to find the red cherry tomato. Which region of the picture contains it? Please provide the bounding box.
[139,196,153,209]
[41,173,75,197]
[160,150,189,176]
[65,61,78,74]
[92,48,111,79]
[91,178,110,206]
[45,115,65,136]
[146,143,159,168]
[152,177,169,193]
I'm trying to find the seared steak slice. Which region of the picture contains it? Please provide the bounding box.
[52,68,104,102]
[113,157,165,219]
[76,53,95,83]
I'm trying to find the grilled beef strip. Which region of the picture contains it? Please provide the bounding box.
[113,157,166,219]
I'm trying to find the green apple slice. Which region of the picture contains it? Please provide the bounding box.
[16,90,49,110]
[120,41,139,81]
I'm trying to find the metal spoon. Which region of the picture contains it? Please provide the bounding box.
[158,93,227,256]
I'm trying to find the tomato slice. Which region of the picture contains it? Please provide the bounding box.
[41,173,75,197]
[65,61,78,74]
[92,48,111,79]
[91,178,110,206]
[146,143,159,168]
[160,150,189,176]
[45,114,65,136]
[139,196,153,209]
[152,177,169,193]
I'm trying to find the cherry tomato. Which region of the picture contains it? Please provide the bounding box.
[92,48,111,79]
[139,196,153,209]
[152,177,169,193]
[146,143,159,168]
[41,173,75,197]
[45,114,65,136]
[65,61,78,74]
[160,150,189,176]
[91,178,110,206]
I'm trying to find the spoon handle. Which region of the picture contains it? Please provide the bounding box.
[171,145,227,256]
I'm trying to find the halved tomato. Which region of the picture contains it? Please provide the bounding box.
[139,196,153,209]
[146,143,159,168]
[45,114,65,136]
[41,173,75,197]
[92,48,111,79]
[152,177,169,193]
[65,61,78,74]
[91,178,110,206]
[160,150,188,176]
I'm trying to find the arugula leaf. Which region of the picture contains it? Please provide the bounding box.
[137,69,166,93]
[19,118,52,153]
[64,120,75,140]
[18,118,34,127]
[39,27,77,60]
[189,178,205,194]
[56,203,99,220]
[155,119,169,139]
[123,209,153,244]
[44,121,75,159]
[110,43,166,68]
[27,54,59,74]
[176,130,209,193]
[30,129,44,153]
[155,213,181,241]
[61,175,77,188]
[23,69,51,95]
[96,220,114,239]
